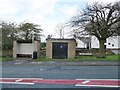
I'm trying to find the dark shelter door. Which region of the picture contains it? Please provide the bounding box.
[52,42,68,59]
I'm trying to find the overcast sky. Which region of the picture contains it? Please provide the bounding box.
[0,0,118,41]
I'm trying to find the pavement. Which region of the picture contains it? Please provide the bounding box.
[1,58,119,66]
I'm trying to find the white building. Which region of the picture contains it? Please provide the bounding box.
[77,36,120,50]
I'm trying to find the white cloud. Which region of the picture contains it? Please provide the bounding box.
[0,0,84,40]
[0,0,17,15]
[0,0,59,40]
[29,0,58,15]
[60,5,78,17]
[0,0,58,22]
[0,0,118,40]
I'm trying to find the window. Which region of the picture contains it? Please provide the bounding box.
[108,43,111,45]
[112,44,114,47]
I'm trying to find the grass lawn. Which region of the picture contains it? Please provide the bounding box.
[0,56,13,61]
[37,54,120,61]
[75,54,120,61]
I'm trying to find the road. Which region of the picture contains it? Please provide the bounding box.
[1,64,119,88]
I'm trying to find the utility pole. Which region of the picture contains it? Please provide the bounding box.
[60,29,62,39]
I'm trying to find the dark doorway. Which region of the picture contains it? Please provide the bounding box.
[86,42,91,49]
[52,42,68,59]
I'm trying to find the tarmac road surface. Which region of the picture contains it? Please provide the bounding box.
[1,64,119,88]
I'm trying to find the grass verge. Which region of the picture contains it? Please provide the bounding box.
[37,56,51,61]
[0,56,13,61]
[1,54,119,62]
[37,54,119,61]
[75,54,120,61]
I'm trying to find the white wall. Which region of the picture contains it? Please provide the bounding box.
[76,36,99,48]
[90,36,120,49]
[91,36,99,48]
[76,38,86,48]
[106,36,120,49]
[17,43,34,54]
[77,36,119,49]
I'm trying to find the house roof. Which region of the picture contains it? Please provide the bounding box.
[46,38,76,41]
[17,39,32,43]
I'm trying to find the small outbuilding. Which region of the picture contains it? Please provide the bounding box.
[46,38,76,59]
[13,39,40,58]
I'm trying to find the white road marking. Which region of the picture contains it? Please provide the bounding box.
[0,82,34,85]
[75,79,120,88]
[0,78,43,85]
[15,79,23,82]
[75,84,120,88]
[76,79,119,81]
[0,78,119,87]
[81,80,90,84]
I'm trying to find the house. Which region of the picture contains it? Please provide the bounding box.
[76,36,120,54]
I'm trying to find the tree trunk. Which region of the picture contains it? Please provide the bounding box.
[99,39,106,58]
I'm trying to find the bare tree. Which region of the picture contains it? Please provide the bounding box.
[69,2,120,57]
[55,23,67,39]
